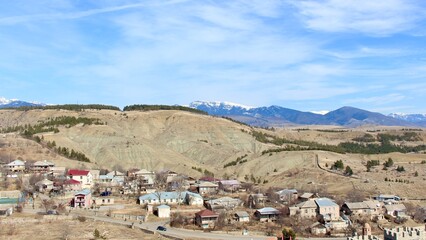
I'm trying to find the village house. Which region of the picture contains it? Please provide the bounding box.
[31,160,54,172]
[384,204,406,218]
[89,170,100,181]
[290,199,317,219]
[50,166,66,177]
[341,200,382,217]
[276,189,298,203]
[155,205,171,218]
[197,181,218,195]
[316,198,340,221]
[248,193,268,208]
[254,207,281,222]
[195,209,219,228]
[67,169,93,188]
[310,222,328,235]
[139,191,203,206]
[207,196,242,210]
[61,179,82,192]
[35,179,54,193]
[165,170,178,183]
[218,179,241,192]
[99,171,125,186]
[0,204,14,217]
[92,197,114,206]
[374,194,401,203]
[3,160,25,172]
[234,211,250,222]
[71,189,92,208]
[134,169,155,186]
[299,192,319,201]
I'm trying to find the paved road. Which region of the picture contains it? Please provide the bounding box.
[81,213,349,240]
[78,212,272,240]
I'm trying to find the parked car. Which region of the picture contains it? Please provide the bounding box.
[100,191,112,196]
[156,226,167,231]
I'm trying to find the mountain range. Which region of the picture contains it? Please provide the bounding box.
[0,97,44,109]
[0,97,425,127]
[189,101,426,127]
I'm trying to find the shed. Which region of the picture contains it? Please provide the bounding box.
[156,205,171,218]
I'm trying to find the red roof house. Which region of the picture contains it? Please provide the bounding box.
[195,209,219,228]
[62,179,82,192]
[67,169,93,188]
[67,169,90,176]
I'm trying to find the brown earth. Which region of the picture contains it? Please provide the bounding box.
[0,213,166,240]
[1,109,426,199]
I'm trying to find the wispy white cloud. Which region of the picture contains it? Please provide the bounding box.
[0,0,425,113]
[343,93,405,105]
[0,0,186,25]
[290,0,423,35]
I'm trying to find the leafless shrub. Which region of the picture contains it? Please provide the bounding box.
[77,216,87,222]
[40,199,55,213]
[7,224,17,236]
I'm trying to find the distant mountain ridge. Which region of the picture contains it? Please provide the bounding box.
[0,97,45,109]
[189,101,421,127]
[388,113,426,127]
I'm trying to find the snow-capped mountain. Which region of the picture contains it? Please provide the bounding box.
[0,97,45,109]
[389,113,426,126]
[189,101,254,115]
[189,101,414,127]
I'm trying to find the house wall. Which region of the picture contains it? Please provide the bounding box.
[157,208,171,218]
[238,216,249,222]
[319,205,339,221]
[64,184,82,192]
[6,165,25,172]
[300,207,317,219]
[198,187,217,195]
[196,216,217,228]
[72,193,92,208]
[71,173,93,188]
[93,197,114,205]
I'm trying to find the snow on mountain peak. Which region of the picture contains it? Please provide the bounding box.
[190,101,254,110]
[0,97,17,105]
[310,110,330,115]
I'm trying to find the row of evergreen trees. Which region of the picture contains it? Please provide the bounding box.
[0,116,105,135]
[123,104,207,115]
[45,141,91,162]
[252,130,426,155]
[12,104,120,111]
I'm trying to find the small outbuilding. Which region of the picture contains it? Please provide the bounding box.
[156,205,171,218]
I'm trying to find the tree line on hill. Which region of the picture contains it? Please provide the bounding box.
[252,130,426,155]
[0,116,100,163]
[11,104,120,111]
[123,104,207,115]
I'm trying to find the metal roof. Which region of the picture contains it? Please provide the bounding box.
[256,207,280,215]
[139,191,202,201]
[315,198,338,208]
[75,189,91,196]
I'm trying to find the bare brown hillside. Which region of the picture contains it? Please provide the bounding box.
[1,109,426,198]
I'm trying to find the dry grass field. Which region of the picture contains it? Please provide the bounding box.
[0,213,166,240]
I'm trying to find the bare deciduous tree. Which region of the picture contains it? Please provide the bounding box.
[346,189,366,202]
[39,199,55,213]
[266,187,280,204]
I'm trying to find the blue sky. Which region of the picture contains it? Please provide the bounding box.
[1,0,426,114]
